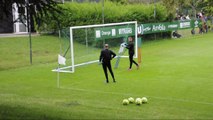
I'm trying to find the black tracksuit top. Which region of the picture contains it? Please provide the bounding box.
[99,49,116,63]
[126,42,135,55]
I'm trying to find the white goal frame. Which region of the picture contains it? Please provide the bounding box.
[52,21,138,73]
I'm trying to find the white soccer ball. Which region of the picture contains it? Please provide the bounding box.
[141,97,148,104]
[128,97,134,103]
[122,99,129,105]
[135,98,142,105]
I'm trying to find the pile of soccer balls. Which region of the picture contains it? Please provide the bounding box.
[122,97,148,105]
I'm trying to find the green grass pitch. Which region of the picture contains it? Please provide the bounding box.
[0,33,213,119]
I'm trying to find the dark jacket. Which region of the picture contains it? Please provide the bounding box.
[99,49,116,63]
[126,42,135,55]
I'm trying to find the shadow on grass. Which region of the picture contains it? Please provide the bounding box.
[0,104,63,120]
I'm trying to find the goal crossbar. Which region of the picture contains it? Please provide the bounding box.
[53,21,138,73]
[70,21,137,29]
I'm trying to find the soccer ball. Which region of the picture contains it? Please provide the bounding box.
[122,99,129,105]
[135,98,142,105]
[141,97,148,104]
[128,97,134,103]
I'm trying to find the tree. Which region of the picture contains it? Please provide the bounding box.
[160,0,178,21]
[0,0,63,64]
[161,0,212,20]
[203,0,213,16]
[0,0,63,28]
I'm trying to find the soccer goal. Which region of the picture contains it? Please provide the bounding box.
[52,21,138,73]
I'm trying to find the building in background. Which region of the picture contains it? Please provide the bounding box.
[0,3,34,34]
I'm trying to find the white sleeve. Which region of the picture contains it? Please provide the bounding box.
[118,43,126,53]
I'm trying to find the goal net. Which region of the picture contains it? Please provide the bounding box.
[52,21,138,73]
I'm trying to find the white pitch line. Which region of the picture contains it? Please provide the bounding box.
[60,86,213,106]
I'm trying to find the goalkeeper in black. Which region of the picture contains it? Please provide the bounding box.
[99,44,116,83]
[126,36,139,70]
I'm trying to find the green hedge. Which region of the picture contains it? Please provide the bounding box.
[37,1,169,32]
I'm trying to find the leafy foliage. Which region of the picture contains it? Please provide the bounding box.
[0,0,64,28]
[37,1,168,32]
[161,0,213,19]
[203,0,213,16]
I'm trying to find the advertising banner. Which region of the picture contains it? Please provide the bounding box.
[138,20,200,35]
[94,20,201,39]
[95,25,135,40]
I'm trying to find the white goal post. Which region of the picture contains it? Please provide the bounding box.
[52,21,138,73]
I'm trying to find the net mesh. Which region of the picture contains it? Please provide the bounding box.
[55,22,137,73]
